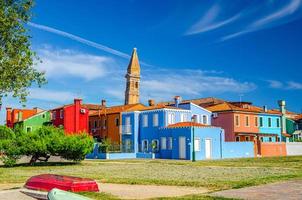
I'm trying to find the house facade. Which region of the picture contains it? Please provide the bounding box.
[6,107,43,128]
[14,110,52,133]
[51,99,89,134]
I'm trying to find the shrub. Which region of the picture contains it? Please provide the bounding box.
[99,138,112,153]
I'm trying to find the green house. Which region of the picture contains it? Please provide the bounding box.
[15,110,52,133]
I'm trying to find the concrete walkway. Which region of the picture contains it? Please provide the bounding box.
[211,180,302,200]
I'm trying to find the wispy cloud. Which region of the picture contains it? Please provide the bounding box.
[36,47,116,81]
[28,22,130,59]
[29,88,79,103]
[267,80,302,90]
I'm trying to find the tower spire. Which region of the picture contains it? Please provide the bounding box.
[124,48,141,105]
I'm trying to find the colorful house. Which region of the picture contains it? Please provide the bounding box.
[206,101,284,143]
[88,101,146,144]
[51,99,89,134]
[14,110,52,133]
[6,107,44,128]
[121,97,254,160]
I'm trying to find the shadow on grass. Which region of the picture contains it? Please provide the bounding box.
[0,161,80,168]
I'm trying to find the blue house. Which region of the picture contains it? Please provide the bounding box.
[258,112,282,142]
[121,97,254,160]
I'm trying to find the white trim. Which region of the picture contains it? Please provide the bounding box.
[194,137,201,152]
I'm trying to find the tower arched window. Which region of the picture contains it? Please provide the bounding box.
[135,82,139,88]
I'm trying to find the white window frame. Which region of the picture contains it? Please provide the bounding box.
[202,115,208,124]
[235,115,240,127]
[153,113,159,127]
[168,137,173,150]
[194,138,201,151]
[180,113,185,122]
[168,113,175,125]
[161,137,167,150]
[143,115,148,127]
[60,110,63,119]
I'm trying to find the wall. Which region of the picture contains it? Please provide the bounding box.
[212,112,235,141]
[258,114,281,142]
[177,103,212,125]
[258,142,286,157]
[286,142,302,156]
[233,112,259,135]
[22,111,51,132]
[222,142,254,158]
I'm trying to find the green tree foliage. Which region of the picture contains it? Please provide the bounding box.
[0,0,46,105]
[0,126,94,167]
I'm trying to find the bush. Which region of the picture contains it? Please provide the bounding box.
[0,126,93,167]
[99,138,112,153]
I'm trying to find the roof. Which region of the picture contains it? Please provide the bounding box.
[294,114,302,121]
[165,122,214,128]
[139,105,184,111]
[89,103,146,116]
[127,48,140,75]
[162,97,225,108]
[206,102,281,115]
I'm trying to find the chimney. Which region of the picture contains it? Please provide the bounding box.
[148,99,155,106]
[6,107,12,128]
[263,105,268,112]
[278,100,287,134]
[174,96,182,108]
[74,98,82,106]
[101,99,106,107]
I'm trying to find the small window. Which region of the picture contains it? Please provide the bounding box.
[168,113,175,125]
[161,137,167,150]
[255,117,258,127]
[260,117,263,127]
[60,110,63,119]
[115,118,119,126]
[94,120,97,128]
[245,136,249,141]
[143,115,148,127]
[153,114,159,127]
[202,115,208,124]
[276,118,280,128]
[235,115,240,127]
[245,116,250,127]
[260,137,263,142]
[180,113,185,122]
[277,137,280,142]
[151,140,159,151]
[125,116,130,125]
[268,118,272,127]
[269,137,272,142]
[194,138,201,151]
[236,136,240,141]
[52,112,56,120]
[26,127,32,133]
[135,82,139,89]
[142,140,148,152]
[42,114,46,118]
[168,137,173,150]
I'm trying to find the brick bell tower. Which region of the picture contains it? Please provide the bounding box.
[125,48,140,105]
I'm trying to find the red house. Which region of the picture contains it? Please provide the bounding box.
[51,99,89,134]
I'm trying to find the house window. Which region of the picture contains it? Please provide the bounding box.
[255,117,258,127]
[168,137,173,150]
[235,115,240,127]
[202,115,208,124]
[42,114,46,118]
[142,140,148,152]
[194,138,201,151]
[180,113,185,122]
[236,136,240,141]
[143,115,148,127]
[103,119,107,129]
[115,118,119,126]
[151,139,159,151]
[60,110,63,119]
[26,126,32,133]
[125,116,131,133]
[268,118,272,127]
[260,137,263,142]
[245,136,249,141]
[245,116,250,127]
[260,117,263,127]
[52,112,56,120]
[153,113,159,127]
[94,120,97,128]
[277,137,280,142]
[161,137,167,150]
[269,137,272,142]
[135,82,139,89]
[168,113,175,125]
[276,118,280,128]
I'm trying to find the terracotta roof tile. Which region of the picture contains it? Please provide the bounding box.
[166,122,214,128]
[89,103,146,116]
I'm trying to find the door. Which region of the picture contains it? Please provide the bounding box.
[179,137,186,159]
[205,139,212,159]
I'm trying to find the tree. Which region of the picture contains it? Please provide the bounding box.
[0,0,46,105]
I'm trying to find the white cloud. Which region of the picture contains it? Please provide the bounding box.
[267,80,302,90]
[36,47,116,80]
[28,88,79,103]
[28,22,130,59]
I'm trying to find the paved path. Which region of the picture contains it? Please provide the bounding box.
[212,180,302,200]
[99,183,208,199]
[0,189,35,200]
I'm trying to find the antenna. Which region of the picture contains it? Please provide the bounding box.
[239,94,244,104]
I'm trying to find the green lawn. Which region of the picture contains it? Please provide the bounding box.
[1,156,302,199]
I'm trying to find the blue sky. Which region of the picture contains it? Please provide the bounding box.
[1,0,302,123]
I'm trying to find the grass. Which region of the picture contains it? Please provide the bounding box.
[1,156,302,192]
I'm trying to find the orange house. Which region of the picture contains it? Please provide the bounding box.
[6,107,43,128]
[89,102,146,144]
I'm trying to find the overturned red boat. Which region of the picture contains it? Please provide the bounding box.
[24,174,99,192]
